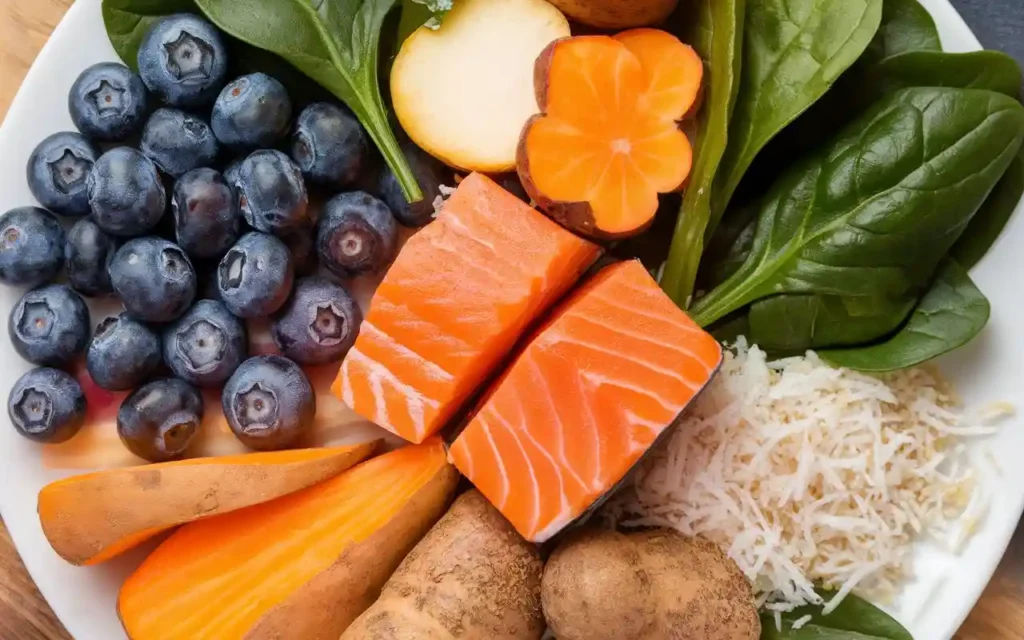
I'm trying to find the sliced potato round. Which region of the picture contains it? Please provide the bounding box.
[391,0,570,173]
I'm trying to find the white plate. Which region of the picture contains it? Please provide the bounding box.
[0,0,1020,638]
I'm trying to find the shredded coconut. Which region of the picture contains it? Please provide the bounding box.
[431,184,458,217]
[608,338,1006,614]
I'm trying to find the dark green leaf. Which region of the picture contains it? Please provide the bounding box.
[102,0,198,70]
[397,0,435,44]
[692,88,1024,328]
[711,0,883,223]
[862,0,941,64]
[761,591,914,640]
[866,50,1022,99]
[193,0,423,201]
[951,150,1024,269]
[698,201,758,291]
[660,0,746,306]
[748,293,916,351]
[822,259,990,372]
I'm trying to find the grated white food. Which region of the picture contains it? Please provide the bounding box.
[431,184,458,217]
[609,339,1008,614]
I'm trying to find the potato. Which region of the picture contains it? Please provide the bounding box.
[542,528,760,640]
[341,490,545,640]
[37,443,378,565]
[547,0,678,28]
[391,0,570,173]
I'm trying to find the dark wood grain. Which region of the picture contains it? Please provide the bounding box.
[0,1,1023,639]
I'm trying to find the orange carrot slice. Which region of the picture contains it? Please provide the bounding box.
[118,439,458,640]
[518,30,702,240]
[38,442,378,566]
[449,261,722,542]
[334,173,600,444]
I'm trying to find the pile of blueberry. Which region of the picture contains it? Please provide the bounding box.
[4,13,451,462]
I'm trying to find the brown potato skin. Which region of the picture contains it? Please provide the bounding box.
[542,529,760,640]
[242,463,460,640]
[340,490,545,640]
[547,0,678,29]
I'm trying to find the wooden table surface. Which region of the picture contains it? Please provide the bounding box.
[0,0,1023,638]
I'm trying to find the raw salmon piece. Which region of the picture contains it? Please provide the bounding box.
[333,173,601,444]
[449,260,722,542]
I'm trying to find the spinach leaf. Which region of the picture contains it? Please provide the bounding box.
[103,0,198,68]
[193,0,423,202]
[822,259,989,371]
[710,0,883,225]
[951,150,1024,269]
[862,0,941,64]
[761,591,913,640]
[866,50,1022,99]
[748,293,916,351]
[692,87,1024,328]
[660,0,746,306]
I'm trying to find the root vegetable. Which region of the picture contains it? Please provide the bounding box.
[391,0,570,173]
[118,438,458,640]
[341,490,544,640]
[546,0,678,29]
[517,30,702,240]
[37,443,377,565]
[542,528,760,640]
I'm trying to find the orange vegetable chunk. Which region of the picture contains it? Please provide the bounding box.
[38,443,378,566]
[118,438,458,640]
[449,260,722,542]
[517,30,702,240]
[333,173,601,444]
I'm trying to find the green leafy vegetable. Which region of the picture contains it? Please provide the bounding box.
[193,0,423,202]
[692,87,1024,328]
[861,0,941,64]
[660,0,745,306]
[761,591,913,640]
[103,0,198,67]
[866,50,1023,99]
[710,0,883,224]
[822,259,989,371]
[951,150,1024,270]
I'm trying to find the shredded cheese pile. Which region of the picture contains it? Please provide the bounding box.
[610,339,1007,614]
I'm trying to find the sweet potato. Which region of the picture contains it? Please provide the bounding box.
[118,439,458,640]
[541,529,760,640]
[341,490,544,640]
[546,0,678,28]
[37,442,378,565]
[517,30,702,240]
[391,0,570,172]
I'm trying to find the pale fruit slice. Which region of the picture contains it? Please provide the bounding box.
[391,0,570,172]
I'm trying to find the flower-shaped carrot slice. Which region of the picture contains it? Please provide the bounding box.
[517,30,703,240]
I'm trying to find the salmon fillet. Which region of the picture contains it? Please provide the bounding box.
[333,173,601,444]
[448,260,722,542]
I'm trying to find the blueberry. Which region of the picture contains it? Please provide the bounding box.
[236,150,309,236]
[8,284,89,367]
[68,62,148,142]
[137,14,228,108]
[223,157,243,188]
[290,103,367,190]
[217,232,293,318]
[118,378,203,462]
[8,368,86,444]
[87,147,166,237]
[212,73,292,149]
[280,228,318,276]
[163,299,247,387]
[141,109,219,178]
[26,132,98,218]
[222,355,315,451]
[375,141,454,227]
[271,276,361,365]
[65,219,116,297]
[316,192,397,278]
[109,237,196,323]
[172,168,240,259]
[86,314,162,391]
[0,207,64,287]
